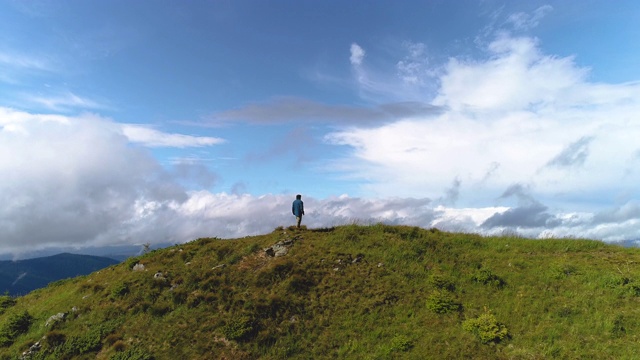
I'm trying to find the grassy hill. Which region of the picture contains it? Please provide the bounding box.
[1,224,640,359]
[0,253,120,296]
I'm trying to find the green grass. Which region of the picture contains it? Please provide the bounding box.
[1,224,640,359]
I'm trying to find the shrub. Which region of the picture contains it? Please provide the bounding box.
[0,296,16,314]
[601,274,640,297]
[462,310,509,344]
[125,257,141,270]
[426,290,462,314]
[429,274,456,292]
[112,340,127,352]
[389,335,413,352]
[110,282,129,299]
[472,269,506,288]
[222,316,256,341]
[626,283,640,297]
[0,310,33,347]
[44,330,67,347]
[51,320,120,356]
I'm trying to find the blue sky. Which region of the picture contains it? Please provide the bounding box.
[1,0,639,256]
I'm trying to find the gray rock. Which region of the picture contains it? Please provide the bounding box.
[132,263,145,271]
[264,239,295,257]
[20,340,41,359]
[45,312,65,327]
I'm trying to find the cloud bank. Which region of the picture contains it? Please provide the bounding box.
[1,103,638,257]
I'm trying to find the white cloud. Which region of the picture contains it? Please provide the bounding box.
[122,124,225,148]
[23,91,106,112]
[347,41,437,103]
[506,5,553,31]
[0,51,50,71]
[0,108,166,252]
[326,34,640,240]
[350,43,365,66]
[0,50,54,84]
[396,41,428,85]
[434,35,588,111]
[0,108,231,255]
[0,104,636,257]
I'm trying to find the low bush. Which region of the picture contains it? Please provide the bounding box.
[462,310,509,344]
[43,330,66,347]
[0,297,15,315]
[388,335,413,352]
[222,316,256,341]
[0,311,33,347]
[426,290,462,314]
[112,340,127,352]
[110,282,129,299]
[472,269,506,288]
[429,274,456,292]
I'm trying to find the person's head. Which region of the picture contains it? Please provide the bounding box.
[296,194,302,200]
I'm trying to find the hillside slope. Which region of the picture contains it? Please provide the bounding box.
[1,225,640,359]
[0,253,120,296]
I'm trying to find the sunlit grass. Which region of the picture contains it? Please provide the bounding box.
[1,224,640,359]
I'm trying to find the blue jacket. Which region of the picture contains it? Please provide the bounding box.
[292,199,304,217]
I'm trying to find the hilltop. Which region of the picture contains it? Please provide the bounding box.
[1,224,640,359]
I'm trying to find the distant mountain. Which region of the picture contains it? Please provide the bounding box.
[0,242,174,261]
[0,253,119,296]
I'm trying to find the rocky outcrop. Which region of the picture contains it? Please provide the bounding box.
[264,239,294,257]
[20,340,41,359]
[45,312,65,327]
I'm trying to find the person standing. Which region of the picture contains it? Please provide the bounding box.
[292,194,305,228]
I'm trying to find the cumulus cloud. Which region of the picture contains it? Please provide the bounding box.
[0,107,460,256]
[434,35,588,111]
[0,107,225,255]
[327,34,640,201]
[0,108,166,252]
[325,33,640,241]
[1,103,637,257]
